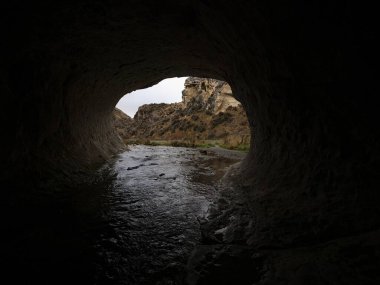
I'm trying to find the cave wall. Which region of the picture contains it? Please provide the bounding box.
[1,0,379,260]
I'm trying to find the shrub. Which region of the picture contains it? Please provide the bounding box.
[211,112,233,126]
[191,114,199,121]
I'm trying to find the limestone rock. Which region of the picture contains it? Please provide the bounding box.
[182,77,240,113]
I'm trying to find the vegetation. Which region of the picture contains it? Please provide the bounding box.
[115,77,251,151]
[124,139,249,152]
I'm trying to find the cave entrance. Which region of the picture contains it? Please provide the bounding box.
[80,76,252,282]
[114,76,251,151]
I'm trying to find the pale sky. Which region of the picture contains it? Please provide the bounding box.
[116,77,187,117]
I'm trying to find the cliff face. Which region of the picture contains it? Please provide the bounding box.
[114,77,250,149]
[113,108,134,139]
[182,77,241,113]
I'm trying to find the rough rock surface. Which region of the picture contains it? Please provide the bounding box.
[115,77,250,148]
[182,77,241,114]
[113,108,134,139]
[1,1,379,284]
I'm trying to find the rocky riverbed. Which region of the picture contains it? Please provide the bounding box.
[4,145,245,284]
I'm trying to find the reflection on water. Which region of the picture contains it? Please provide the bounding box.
[3,146,243,284]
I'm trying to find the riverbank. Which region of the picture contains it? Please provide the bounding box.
[123,139,250,152]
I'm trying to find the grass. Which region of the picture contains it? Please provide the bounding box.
[220,143,250,152]
[124,139,250,152]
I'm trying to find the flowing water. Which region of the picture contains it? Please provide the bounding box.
[4,145,244,284]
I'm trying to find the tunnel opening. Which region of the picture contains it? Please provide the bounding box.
[103,75,254,284]
[3,74,254,284]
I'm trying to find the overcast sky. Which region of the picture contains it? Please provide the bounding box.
[116,77,187,117]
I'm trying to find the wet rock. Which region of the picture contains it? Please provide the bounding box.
[127,164,144,170]
[108,238,118,244]
[127,166,138,170]
[214,226,227,241]
[186,245,264,285]
[165,176,177,180]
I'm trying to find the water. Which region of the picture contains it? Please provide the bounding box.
[3,146,243,284]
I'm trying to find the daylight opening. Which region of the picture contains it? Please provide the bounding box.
[114,77,251,151]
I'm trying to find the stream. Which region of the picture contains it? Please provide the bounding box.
[4,145,244,284]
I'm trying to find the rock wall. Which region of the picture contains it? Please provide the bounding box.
[113,108,134,140]
[115,77,250,148]
[182,77,240,113]
[1,1,379,283]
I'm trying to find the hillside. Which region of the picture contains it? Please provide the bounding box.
[114,77,251,149]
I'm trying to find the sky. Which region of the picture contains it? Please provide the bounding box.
[116,77,187,117]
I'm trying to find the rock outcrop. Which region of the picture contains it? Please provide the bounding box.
[115,77,250,149]
[113,108,134,139]
[182,77,241,113]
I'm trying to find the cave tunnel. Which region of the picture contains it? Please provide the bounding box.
[1,0,379,284]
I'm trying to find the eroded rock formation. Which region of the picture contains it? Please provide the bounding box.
[113,108,134,140]
[1,1,379,284]
[182,77,240,113]
[114,77,250,148]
